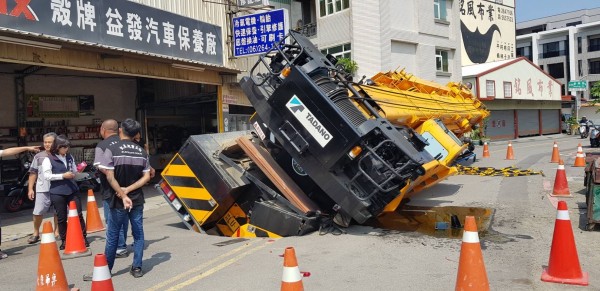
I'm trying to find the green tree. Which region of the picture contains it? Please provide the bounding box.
[592,82,600,99]
[590,82,600,113]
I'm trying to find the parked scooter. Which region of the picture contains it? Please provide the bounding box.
[580,122,590,139]
[590,122,600,147]
[3,153,35,212]
[75,162,101,192]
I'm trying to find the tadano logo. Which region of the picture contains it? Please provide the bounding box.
[286,95,332,147]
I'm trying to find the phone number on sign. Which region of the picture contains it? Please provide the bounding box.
[235,44,273,56]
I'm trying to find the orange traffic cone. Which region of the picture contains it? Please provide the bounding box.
[455,216,489,291]
[541,201,588,286]
[482,142,490,158]
[281,247,304,291]
[573,143,586,167]
[36,221,69,291]
[62,201,91,259]
[86,190,105,233]
[91,254,114,291]
[505,141,515,160]
[551,159,571,197]
[550,142,560,163]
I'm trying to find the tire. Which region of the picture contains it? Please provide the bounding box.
[4,189,24,212]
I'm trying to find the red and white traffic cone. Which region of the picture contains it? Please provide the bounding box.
[455,216,489,291]
[551,159,571,197]
[573,143,585,167]
[91,254,114,291]
[541,201,588,286]
[281,247,305,291]
[550,142,560,163]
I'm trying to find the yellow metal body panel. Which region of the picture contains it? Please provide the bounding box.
[215,204,248,237]
[236,224,282,238]
[161,154,219,226]
[359,70,490,137]
[383,120,464,213]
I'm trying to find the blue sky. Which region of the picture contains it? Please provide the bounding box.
[516,0,600,22]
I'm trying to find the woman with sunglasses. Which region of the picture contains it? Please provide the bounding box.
[41,135,89,250]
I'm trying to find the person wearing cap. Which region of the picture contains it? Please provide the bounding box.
[0,145,40,259]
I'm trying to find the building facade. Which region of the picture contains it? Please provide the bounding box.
[462,57,562,140]
[299,0,462,83]
[516,8,600,102]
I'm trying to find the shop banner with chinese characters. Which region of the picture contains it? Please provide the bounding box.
[0,0,222,65]
[460,0,515,65]
[233,8,288,57]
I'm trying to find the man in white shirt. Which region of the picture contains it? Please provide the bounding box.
[0,145,40,260]
[27,133,59,244]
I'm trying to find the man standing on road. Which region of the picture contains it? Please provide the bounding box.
[100,118,150,278]
[94,119,129,258]
[27,132,59,244]
[0,145,40,259]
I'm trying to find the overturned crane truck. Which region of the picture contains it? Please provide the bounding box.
[157,31,489,238]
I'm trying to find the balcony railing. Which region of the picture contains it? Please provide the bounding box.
[538,50,568,59]
[294,22,317,38]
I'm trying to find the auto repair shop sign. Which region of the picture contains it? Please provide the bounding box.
[0,0,223,66]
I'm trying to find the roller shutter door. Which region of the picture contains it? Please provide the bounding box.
[486,110,515,140]
[517,109,539,137]
[541,110,560,134]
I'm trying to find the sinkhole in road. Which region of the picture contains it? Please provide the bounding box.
[371,205,494,239]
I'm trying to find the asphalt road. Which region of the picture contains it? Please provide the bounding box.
[0,133,598,290]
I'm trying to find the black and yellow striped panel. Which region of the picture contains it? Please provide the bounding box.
[215,204,248,237]
[162,154,219,225]
[236,224,282,238]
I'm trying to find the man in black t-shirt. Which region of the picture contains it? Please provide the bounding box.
[99,119,150,278]
[93,119,129,258]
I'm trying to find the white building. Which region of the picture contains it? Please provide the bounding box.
[462,57,562,140]
[516,8,600,102]
[289,0,463,83]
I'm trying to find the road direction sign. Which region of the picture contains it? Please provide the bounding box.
[568,80,587,91]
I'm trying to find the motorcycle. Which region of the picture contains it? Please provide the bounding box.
[580,122,589,139]
[590,122,600,147]
[3,153,35,213]
[75,163,101,193]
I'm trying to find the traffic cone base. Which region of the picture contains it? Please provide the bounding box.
[281,247,304,291]
[541,268,588,286]
[86,190,105,233]
[91,254,114,291]
[455,216,489,291]
[62,201,91,260]
[551,160,572,197]
[37,221,69,291]
[540,201,588,286]
[550,142,560,163]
